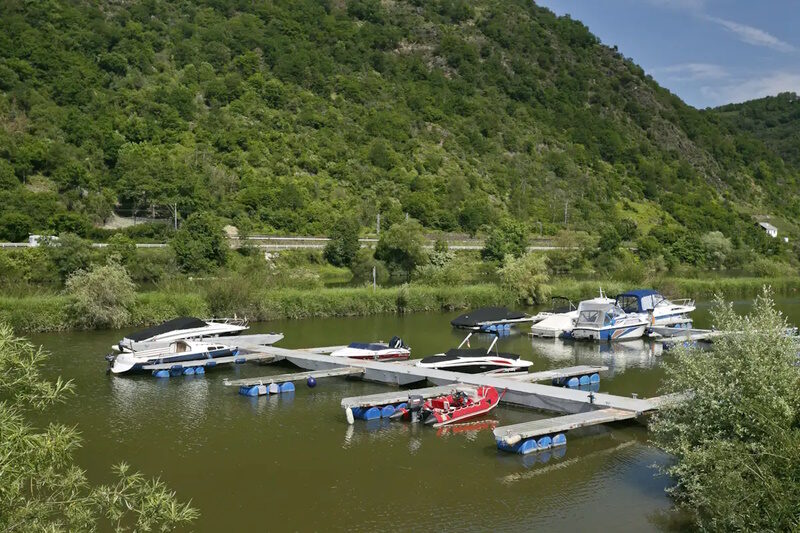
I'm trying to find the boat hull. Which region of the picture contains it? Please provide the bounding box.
[571,324,647,342]
[110,347,239,374]
[416,360,530,374]
[329,349,410,362]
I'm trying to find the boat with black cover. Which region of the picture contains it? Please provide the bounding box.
[113,316,283,353]
[450,307,534,332]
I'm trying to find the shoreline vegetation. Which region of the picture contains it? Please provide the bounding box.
[3,276,798,334]
[1,216,798,334]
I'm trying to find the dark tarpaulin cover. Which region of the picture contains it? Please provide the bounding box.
[450,307,527,328]
[126,317,207,341]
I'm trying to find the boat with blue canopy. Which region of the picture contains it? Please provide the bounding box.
[614,289,695,328]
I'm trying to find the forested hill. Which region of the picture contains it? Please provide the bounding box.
[713,92,800,169]
[0,0,797,244]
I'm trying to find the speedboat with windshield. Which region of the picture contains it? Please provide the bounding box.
[569,298,649,342]
[416,331,533,374]
[614,289,695,328]
[330,337,411,361]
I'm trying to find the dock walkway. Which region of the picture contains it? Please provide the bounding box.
[246,346,659,415]
[493,408,638,445]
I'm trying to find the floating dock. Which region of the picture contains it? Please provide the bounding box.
[223,345,670,455]
[649,327,722,343]
[224,366,365,387]
[143,352,276,374]
[493,408,638,454]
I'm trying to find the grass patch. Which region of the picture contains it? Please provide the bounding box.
[2,277,797,333]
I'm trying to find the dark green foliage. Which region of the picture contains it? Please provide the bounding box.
[375,219,428,278]
[170,212,228,273]
[324,217,360,267]
[481,220,528,261]
[106,233,136,265]
[0,159,19,190]
[0,0,797,262]
[44,233,94,281]
[713,92,800,167]
[0,212,32,242]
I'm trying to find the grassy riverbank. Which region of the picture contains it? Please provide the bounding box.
[0,284,512,333]
[2,276,799,333]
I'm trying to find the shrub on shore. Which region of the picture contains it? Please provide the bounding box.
[65,262,136,329]
[651,290,800,530]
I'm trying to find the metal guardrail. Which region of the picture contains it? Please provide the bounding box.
[0,235,565,251]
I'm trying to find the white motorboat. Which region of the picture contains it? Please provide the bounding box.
[330,337,411,361]
[416,332,533,374]
[108,339,239,374]
[615,289,695,328]
[530,296,580,338]
[113,316,282,352]
[569,298,648,342]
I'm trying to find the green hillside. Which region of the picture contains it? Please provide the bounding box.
[713,92,800,168]
[0,0,796,250]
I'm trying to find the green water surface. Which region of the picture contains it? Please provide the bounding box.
[28,297,800,531]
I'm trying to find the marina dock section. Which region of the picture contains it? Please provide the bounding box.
[226,345,668,454]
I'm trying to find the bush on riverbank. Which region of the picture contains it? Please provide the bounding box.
[66,262,136,329]
[651,290,800,530]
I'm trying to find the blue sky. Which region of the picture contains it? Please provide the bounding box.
[536,0,800,108]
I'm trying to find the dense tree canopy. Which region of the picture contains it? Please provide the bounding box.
[0,0,797,256]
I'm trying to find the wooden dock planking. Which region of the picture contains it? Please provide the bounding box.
[142,353,276,370]
[493,408,638,445]
[224,366,364,387]
[250,346,659,415]
[340,385,474,409]
[502,365,608,382]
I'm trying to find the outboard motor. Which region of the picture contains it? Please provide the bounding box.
[389,336,404,349]
[407,394,424,423]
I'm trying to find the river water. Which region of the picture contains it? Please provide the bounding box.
[28,297,800,531]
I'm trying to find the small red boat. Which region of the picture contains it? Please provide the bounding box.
[389,386,503,428]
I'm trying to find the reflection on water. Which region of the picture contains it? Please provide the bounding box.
[109,374,210,450]
[530,337,664,376]
[30,298,799,532]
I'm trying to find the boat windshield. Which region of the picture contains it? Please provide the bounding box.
[577,310,602,326]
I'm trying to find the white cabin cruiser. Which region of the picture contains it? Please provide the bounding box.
[109,339,239,374]
[615,289,695,328]
[416,332,533,374]
[569,298,648,342]
[330,336,411,361]
[114,317,282,352]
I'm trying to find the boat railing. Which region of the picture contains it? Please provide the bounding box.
[656,298,694,308]
[205,317,249,327]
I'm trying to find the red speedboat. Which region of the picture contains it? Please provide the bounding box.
[390,386,503,428]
